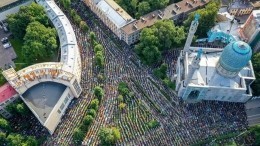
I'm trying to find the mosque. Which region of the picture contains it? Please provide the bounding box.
[175,14,255,103]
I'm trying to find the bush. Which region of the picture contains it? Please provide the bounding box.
[147,119,160,129]
[89,99,99,111]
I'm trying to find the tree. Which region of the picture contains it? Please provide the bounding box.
[0,118,11,132]
[252,53,260,96]
[7,2,48,39]
[89,31,96,45]
[135,20,185,65]
[184,1,220,37]
[23,21,57,62]
[95,52,105,68]
[80,21,89,33]
[153,63,167,79]
[23,136,37,146]
[99,127,121,146]
[7,133,24,146]
[118,82,129,96]
[148,0,169,9]
[83,115,94,126]
[88,109,97,117]
[94,86,104,101]
[94,44,104,53]
[118,103,126,111]
[72,128,84,145]
[147,119,160,129]
[16,103,29,115]
[137,2,151,16]
[60,0,71,10]
[73,14,82,26]
[0,132,7,144]
[117,95,124,102]
[0,69,6,86]
[89,99,99,111]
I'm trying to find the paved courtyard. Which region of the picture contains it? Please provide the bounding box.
[0,27,16,69]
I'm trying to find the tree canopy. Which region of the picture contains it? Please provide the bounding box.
[0,118,10,132]
[94,86,104,101]
[252,53,260,96]
[7,2,49,39]
[118,82,130,96]
[22,21,57,62]
[183,1,220,37]
[72,128,85,145]
[89,99,100,111]
[135,20,185,65]
[99,127,121,146]
[115,0,169,18]
[6,133,24,146]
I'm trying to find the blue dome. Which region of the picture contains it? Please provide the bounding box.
[219,41,252,72]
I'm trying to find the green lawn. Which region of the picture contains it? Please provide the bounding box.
[9,38,28,71]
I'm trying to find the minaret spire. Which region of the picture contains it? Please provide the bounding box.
[183,14,200,53]
[184,48,202,86]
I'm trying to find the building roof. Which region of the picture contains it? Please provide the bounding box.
[121,0,209,35]
[186,47,254,89]
[0,83,17,103]
[37,0,81,82]
[0,0,18,8]
[229,0,253,9]
[96,0,133,28]
[22,82,66,123]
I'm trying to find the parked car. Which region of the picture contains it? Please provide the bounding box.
[3,26,8,32]
[1,37,8,44]
[3,43,11,49]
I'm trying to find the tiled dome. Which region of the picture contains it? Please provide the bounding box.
[219,41,252,72]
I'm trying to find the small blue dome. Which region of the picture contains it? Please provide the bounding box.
[219,41,252,72]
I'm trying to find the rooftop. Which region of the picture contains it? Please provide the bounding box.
[0,0,18,8]
[187,47,254,88]
[122,0,209,35]
[0,83,17,103]
[96,0,133,28]
[22,82,66,123]
[229,0,253,9]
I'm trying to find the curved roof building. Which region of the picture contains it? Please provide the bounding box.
[217,41,252,78]
[2,0,82,134]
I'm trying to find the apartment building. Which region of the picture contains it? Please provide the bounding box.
[121,0,209,45]
[0,83,18,118]
[84,0,135,39]
[239,10,260,52]
[84,0,209,45]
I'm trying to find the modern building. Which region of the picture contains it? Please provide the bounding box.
[0,83,18,118]
[2,0,82,134]
[84,0,209,45]
[0,0,33,21]
[239,10,260,52]
[175,14,255,103]
[228,0,254,16]
[84,0,135,39]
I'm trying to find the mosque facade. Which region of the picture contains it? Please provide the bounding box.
[175,14,255,103]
